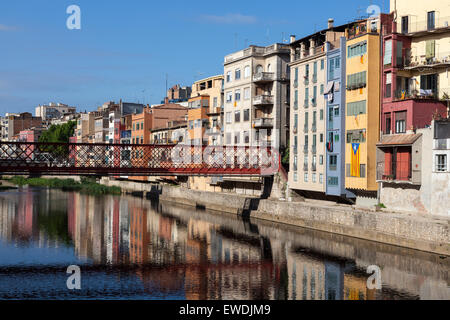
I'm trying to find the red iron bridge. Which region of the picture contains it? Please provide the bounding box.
[0,142,280,177]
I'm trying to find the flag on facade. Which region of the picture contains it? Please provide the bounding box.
[351,143,360,177]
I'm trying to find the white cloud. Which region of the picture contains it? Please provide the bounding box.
[0,24,17,31]
[200,13,257,24]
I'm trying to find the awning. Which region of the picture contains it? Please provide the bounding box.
[324,81,334,95]
[377,133,422,147]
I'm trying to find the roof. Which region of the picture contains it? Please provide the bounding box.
[377,134,422,146]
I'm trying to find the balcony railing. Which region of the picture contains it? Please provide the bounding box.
[303,163,308,171]
[303,145,309,153]
[434,139,449,150]
[404,51,450,69]
[329,164,337,171]
[311,163,317,172]
[253,95,274,106]
[304,99,309,108]
[311,124,317,133]
[311,145,317,154]
[401,16,450,34]
[253,72,275,83]
[312,74,317,83]
[252,117,273,128]
[376,161,412,183]
[303,126,309,133]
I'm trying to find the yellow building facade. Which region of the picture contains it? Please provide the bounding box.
[344,18,382,192]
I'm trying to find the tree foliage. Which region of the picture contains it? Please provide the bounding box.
[39,121,76,144]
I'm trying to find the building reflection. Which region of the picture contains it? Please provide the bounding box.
[0,188,448,300]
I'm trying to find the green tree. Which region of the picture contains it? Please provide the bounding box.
[39,121,76,143]
[38,121,76,157]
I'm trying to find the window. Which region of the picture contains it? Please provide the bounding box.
[234,132,240,144]
[436,155,447,172]
[347,41,367,58]
[235,69,241,80]
[304,173,308,182]
[320,133,323,143]
[334,107,339,116]
[329,155,337,170]
[320,84,324,95]
[312,173,316,183]
[235,89,241,101]
[294,67,299,83]
[293,156,298,171]
[385,113,392,134]
[226,91,233,103]
[319,174,323,184]
[294,114,298,132]
[243,131,249,144]
[244,87,250,100]
[328,177,338,186]
[319,155,323,165]
[255,65,263,75]
[427,11,435,31]
[244,66,251,78]
[347,71,367,90]
[312,86,317,106]
[234,110,241,122]
[320,109,323,120]
[347,100,366,116]
[395,111,406,133]
[226,133,231,144]
[226,71,232,82]
[243,109,250,122]
[320,59,324,70]
[346,129,366,143]
[305,64,309,78]
[401,16,409,34]
[304,87,309,107]
[213,97,218,108]
[226,112,232,124]
[385,73,392,98]
[294,89,298,110]
[384,40,392,65]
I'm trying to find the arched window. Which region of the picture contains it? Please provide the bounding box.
[255,65,263,75]
[267,64,272,72]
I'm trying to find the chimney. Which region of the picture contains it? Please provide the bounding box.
[290,35,296,43]
[328,18,334,29]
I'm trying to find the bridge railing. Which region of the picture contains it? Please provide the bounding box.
[0,142,280,176]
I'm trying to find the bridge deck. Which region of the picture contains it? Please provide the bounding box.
[0,142,279,176]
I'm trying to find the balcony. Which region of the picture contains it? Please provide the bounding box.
[303,126,309,133]
[303,145,309,153]
[253,117,273,128]
[312,74,317,84]
[311,124,317,133]
[404,51,450,70]
[303,163,309,171]
[253,95,274,106]
[311,163,317,172]
[401,16,450,35]
[207,107,222,116]
[253,72,275,83]
[376,161,412,183]
[311,145,317,154]
[304,99,309,108]
[304,77,309,85]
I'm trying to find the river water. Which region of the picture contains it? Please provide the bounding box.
[0,187,448,300]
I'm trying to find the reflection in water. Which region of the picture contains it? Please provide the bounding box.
[0,187,448,300]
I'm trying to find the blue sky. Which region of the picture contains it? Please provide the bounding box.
[0,0,387,115]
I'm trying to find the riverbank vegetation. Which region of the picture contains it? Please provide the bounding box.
[4,176,121,195]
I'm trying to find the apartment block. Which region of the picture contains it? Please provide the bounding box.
[190,75,224,146]
[35,103,76,121]
[289,20,349,197]
[187,95,210,145]
[344,15,392,201]
[6,113,43,141]
[223,44,290,149]
[167,84,192,103]
[377,0,449,188]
